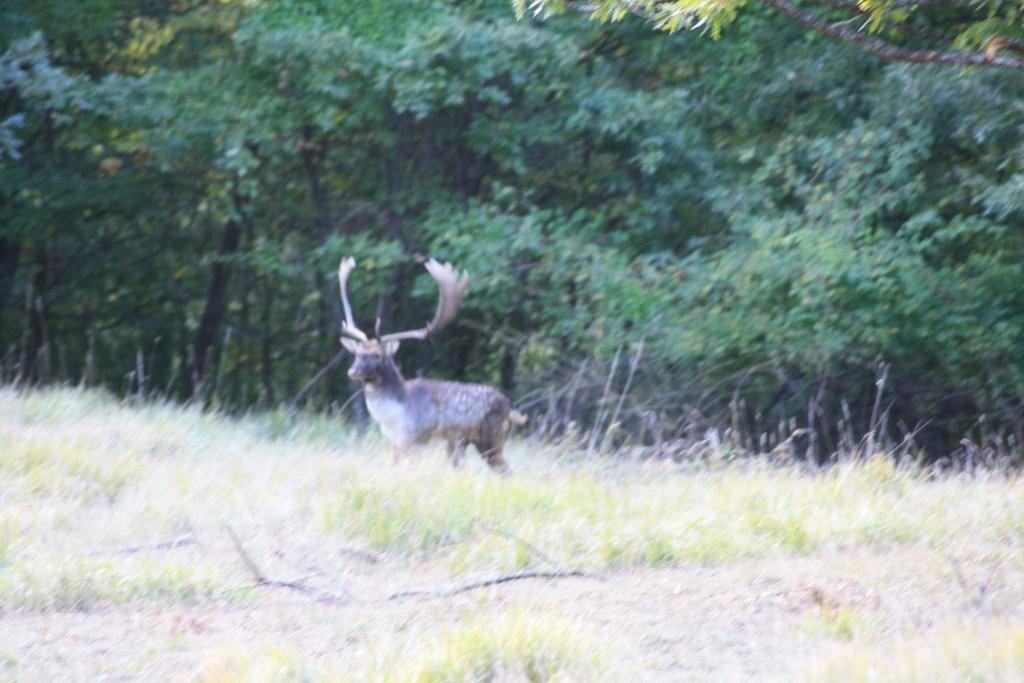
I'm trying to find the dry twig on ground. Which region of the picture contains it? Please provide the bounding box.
[385,569,601,601]
[225,522,602,606]
[225,524,352,604]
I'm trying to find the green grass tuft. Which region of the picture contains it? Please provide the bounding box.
[0,551,247,611]
[800,603,874,642]
[0,430,141,501]
[376,609,605,682]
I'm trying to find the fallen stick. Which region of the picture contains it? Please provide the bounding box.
[226,525,603,606]
[385,569,601,601]
[225,524,351,604]
[387,523,605,600]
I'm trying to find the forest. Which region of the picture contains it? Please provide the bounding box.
[4,0,1024,461]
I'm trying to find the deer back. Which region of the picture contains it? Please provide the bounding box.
[407,379,509,435]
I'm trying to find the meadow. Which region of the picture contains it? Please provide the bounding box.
[1,386,1023,681]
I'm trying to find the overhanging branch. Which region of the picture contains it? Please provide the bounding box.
[568,0,1024,69]
[760,0,1024,69]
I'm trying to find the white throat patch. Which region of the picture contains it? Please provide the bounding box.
[365,390,411,446]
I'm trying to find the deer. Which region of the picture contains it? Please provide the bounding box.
[336,257,526,475]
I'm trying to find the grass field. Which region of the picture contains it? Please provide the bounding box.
[1,386,1023,681]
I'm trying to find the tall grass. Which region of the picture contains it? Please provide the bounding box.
[317,455,1023,571]
[1,385,1022,607]
[2,386,1023,681]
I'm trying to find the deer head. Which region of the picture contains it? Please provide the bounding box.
[337,257,469,382]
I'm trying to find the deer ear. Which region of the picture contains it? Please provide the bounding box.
[340,337,361,354]
[383,339,400,356]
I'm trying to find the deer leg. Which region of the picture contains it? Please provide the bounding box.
[476,411,512,476]
[446,436,467,469]
[482,444,511,476]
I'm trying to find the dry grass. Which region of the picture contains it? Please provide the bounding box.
[376,609,603,682]
[807,621,1024,682]
[187,609,604,682]
[1,386,1023,680]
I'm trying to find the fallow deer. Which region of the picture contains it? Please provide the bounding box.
[337,257,526,474]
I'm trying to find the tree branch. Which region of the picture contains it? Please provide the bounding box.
[808,0,962,43]
[886,0,971,8]
[570,0,1024,69]
[760,0,1024,69]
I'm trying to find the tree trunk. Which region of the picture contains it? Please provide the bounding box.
[0,237,21,328]
[18,248,49,385]
[500,347,517,395]
[259,279,276,408]
[191,218,242,398]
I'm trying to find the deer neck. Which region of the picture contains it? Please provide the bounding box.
[364,357,406,401]
[362,357,416,446]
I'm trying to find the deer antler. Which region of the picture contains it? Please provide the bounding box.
[380,259,469,342]
[338,258,368,341]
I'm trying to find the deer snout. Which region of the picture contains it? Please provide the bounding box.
[348,364,376,382]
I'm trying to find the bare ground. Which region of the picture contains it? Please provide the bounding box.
[3,538,1021,681]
